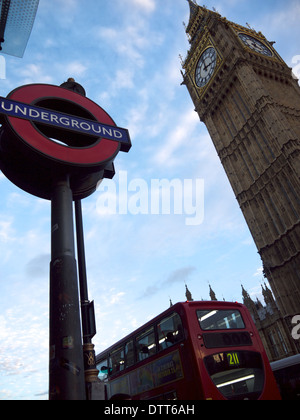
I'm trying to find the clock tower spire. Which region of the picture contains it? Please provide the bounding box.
[187,0,198,17]
[182,4,300,341]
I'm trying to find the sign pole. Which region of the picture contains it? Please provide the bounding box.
[49,175,86,400]
[75,199,99,398]
[0,81,131,399]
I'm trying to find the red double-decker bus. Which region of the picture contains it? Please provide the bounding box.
[96,301,281,400]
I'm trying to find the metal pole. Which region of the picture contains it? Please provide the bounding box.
[75,200,99,398]
[75,200,90,343]
[49,176,86,400]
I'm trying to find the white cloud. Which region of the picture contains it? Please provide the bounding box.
[0,305,48,399]
[153,110,200,166]
[140,266,196,299]
[125,89,150,138]
[266,0,300,28]
[39,0,80,29]
[55,0,78,7]
[0,219,15,244]
[18,63,54,85]
[120,0,156,14]
[64,61,88,78]
[95,13,163,71]
[110,291,126,305]
[7,192,31,209]
[105,68,135,98]
[96,25,150,69]
[253,267,263,277]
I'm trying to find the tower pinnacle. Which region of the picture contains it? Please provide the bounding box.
[187,0,198,17]
[185,284,194,301]
[209,284,217,301]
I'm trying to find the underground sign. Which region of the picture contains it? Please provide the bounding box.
[0,84,131,200]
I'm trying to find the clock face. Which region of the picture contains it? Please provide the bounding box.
[195,47,217,88]
[239,33,273,57]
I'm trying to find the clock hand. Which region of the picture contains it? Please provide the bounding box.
[204,62,212,72]
[250,40,262,51]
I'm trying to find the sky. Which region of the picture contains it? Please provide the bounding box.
[0,0,299,400]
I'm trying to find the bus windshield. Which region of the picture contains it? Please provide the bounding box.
[204,351,265,400]
[197,309,245,330]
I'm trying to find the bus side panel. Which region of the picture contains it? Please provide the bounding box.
[185,306,226,400]
[242,307,281,400]
[181,304,221,400]
[137,343,203,400]
[169,304,205,400]
[178,336,206,399]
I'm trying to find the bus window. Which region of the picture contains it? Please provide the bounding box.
[197,309,245,330]
[125,340,135,368]
[157,312,184,350]
[137,327,156,361]
[97,358,109,381]
[110,347,125,375]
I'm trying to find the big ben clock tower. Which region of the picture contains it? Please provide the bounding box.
[182,1,300,328]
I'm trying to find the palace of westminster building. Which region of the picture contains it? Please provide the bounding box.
[180,1,300,361]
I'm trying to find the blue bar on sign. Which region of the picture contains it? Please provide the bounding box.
[0,97,131,152]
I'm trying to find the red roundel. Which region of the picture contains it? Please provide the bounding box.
[6,84,120,166]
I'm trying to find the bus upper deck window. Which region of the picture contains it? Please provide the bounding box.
[136,327,156,361]
[110,347,125,375]
[197,309,245,331]
[157,312,184,350]
[125,340,135,368]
